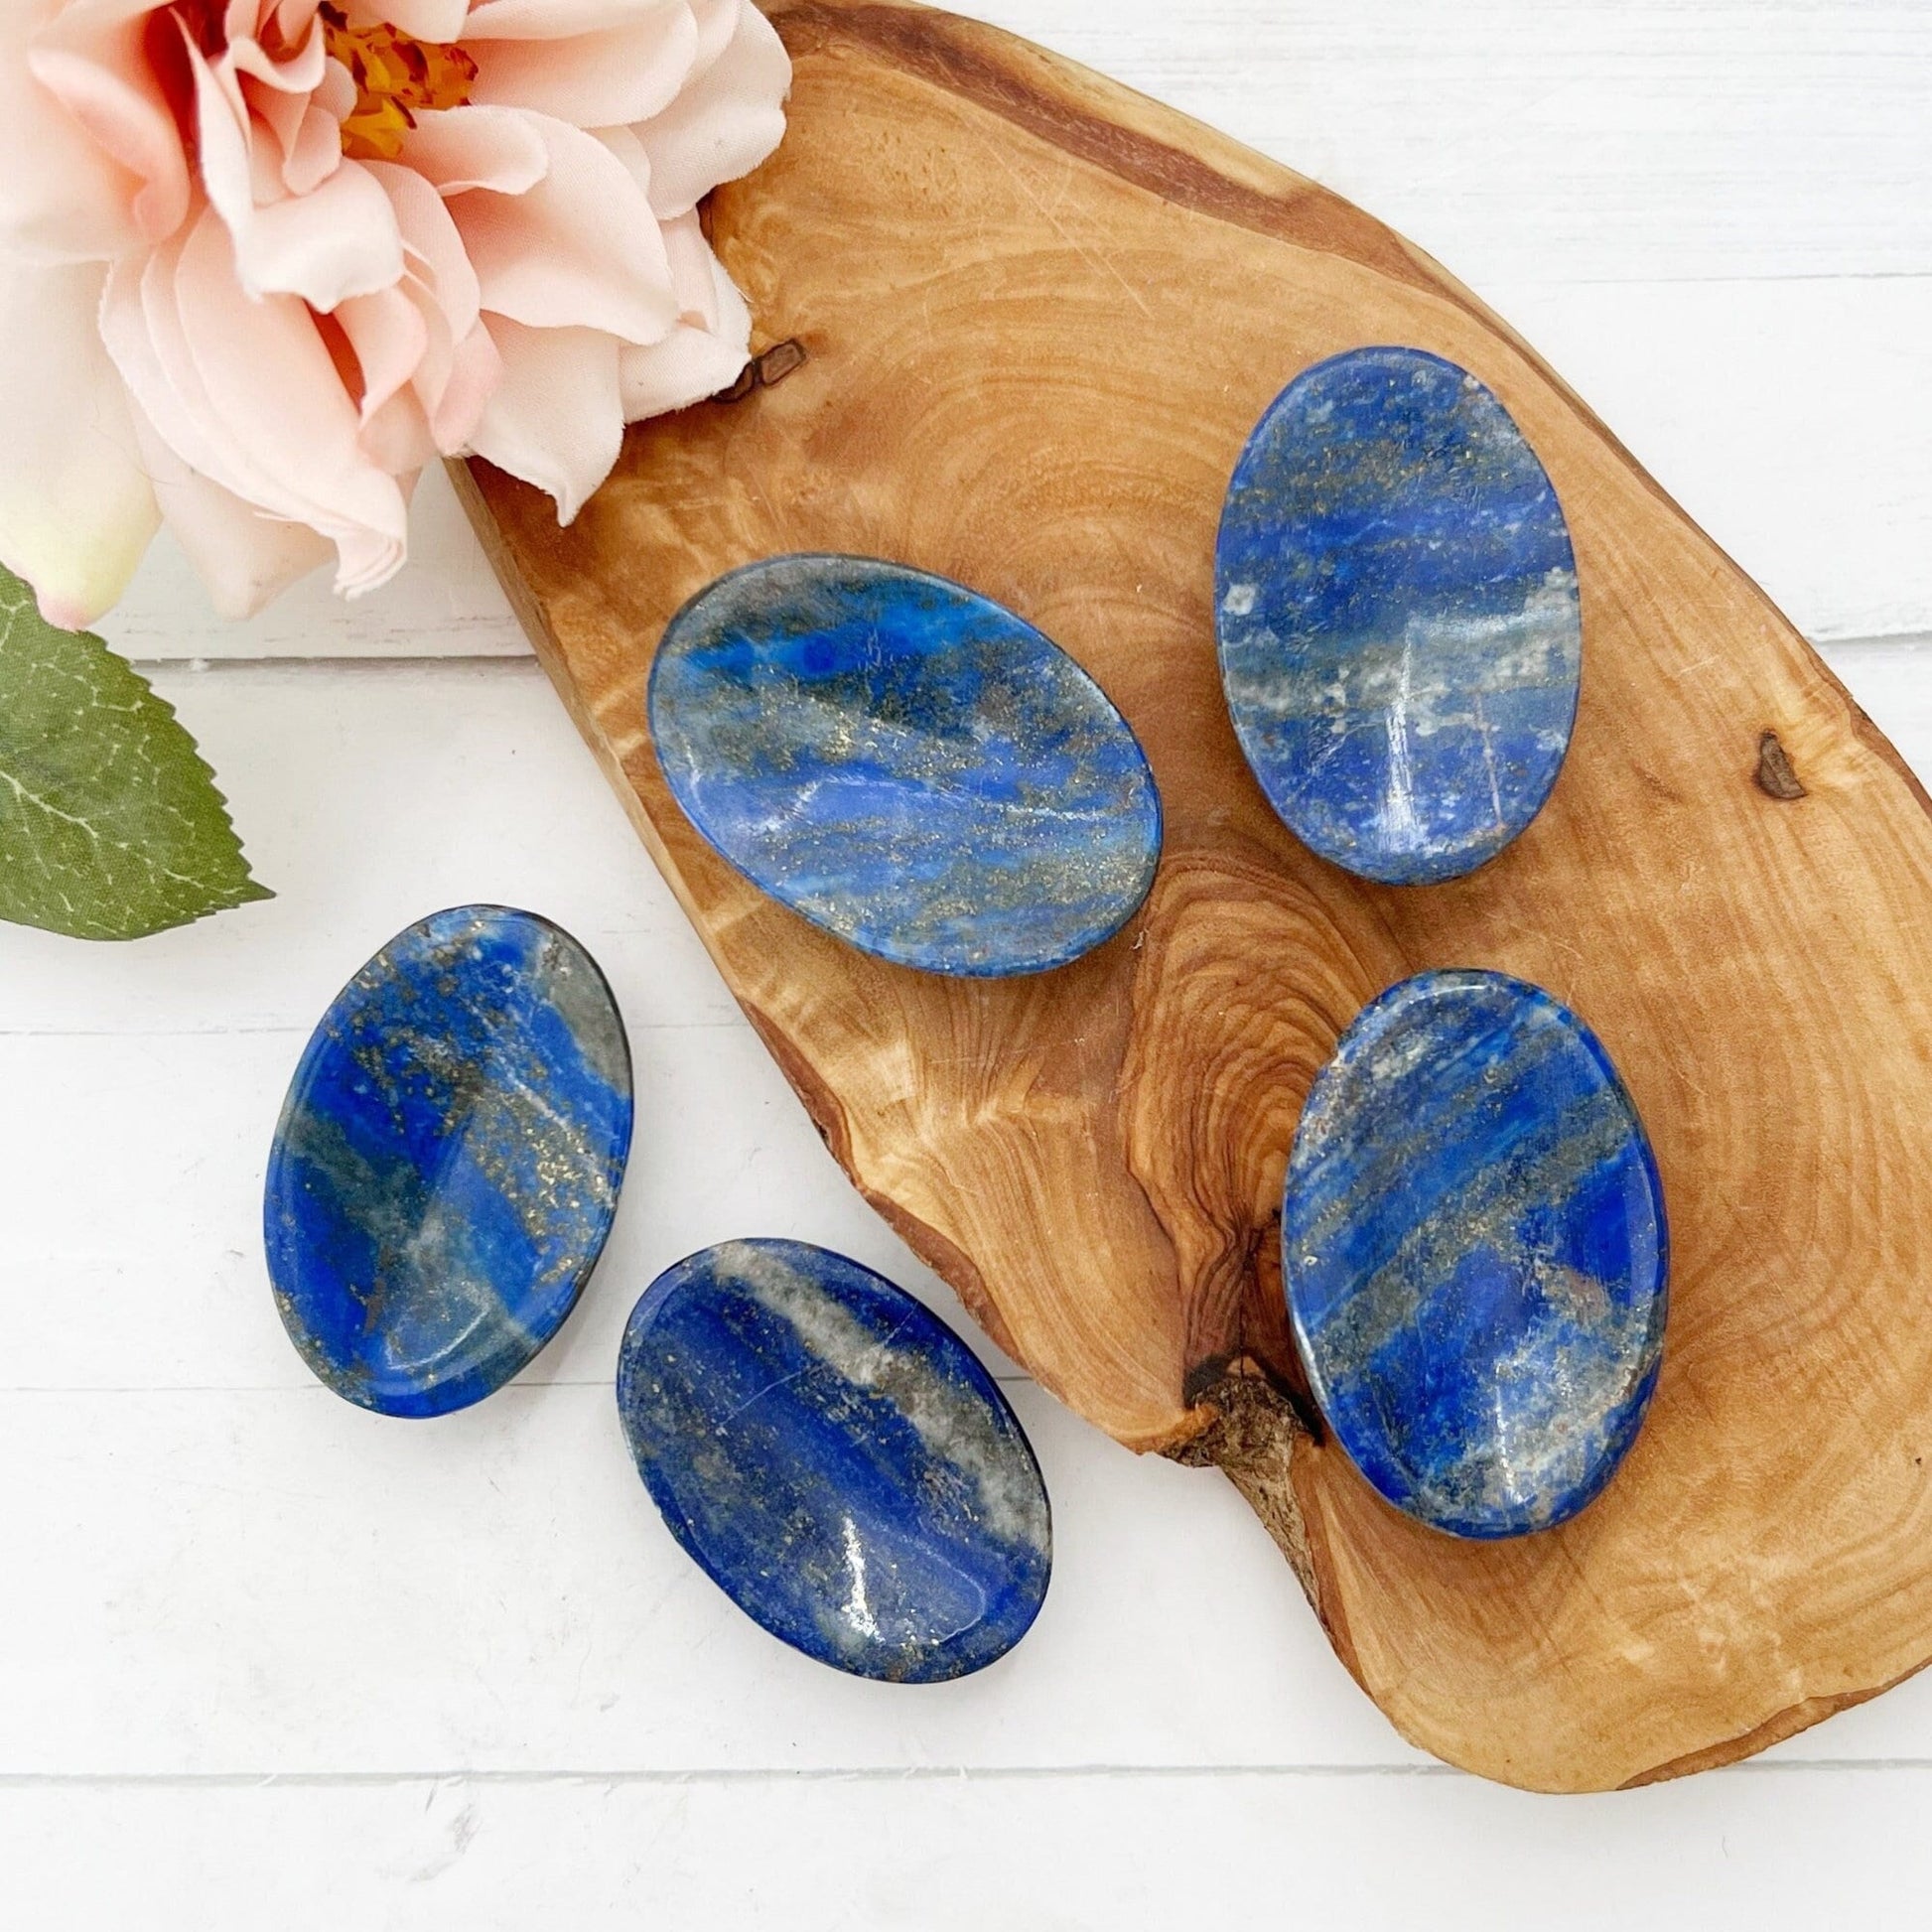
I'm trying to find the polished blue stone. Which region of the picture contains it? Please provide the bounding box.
[264,905,633,1418]
[617,1238,1051,1680]
[1283,970,1667,1538]
[1216,345,1583,885]
[648,555,1161,976]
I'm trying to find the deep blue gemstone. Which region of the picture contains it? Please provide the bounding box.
[648,555,1162,976]
[264,906,633,1418]
[1216,346,1582,885]
[1283,970,1667,1538]
[617,1239,1051,1681]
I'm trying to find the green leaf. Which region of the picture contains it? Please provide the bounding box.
[0,565,271,940]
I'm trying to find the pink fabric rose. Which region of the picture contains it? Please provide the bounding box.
[0,0,789,625]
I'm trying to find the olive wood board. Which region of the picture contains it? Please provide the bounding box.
[453,0,1932,1791]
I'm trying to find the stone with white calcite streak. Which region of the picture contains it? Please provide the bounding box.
[1216,345,1583,885]
[649,554,1161,975]
[1284,970,1668,1538]
[617,1238,1051,1680]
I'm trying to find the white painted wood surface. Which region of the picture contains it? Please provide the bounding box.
[5,3,1930,1924]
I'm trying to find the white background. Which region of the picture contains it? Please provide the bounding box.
[5,2,1931,1924]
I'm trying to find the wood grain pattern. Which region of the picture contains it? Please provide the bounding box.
[454,0,1932,1790]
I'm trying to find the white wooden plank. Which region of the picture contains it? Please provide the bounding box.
[0,660,736,1037]
[0,1382,1398,1777]
[0,1027,974,1397]
[4,1349,1928,1775]
[1488,278,1932,646]
[100,472,530,661]
[968,0,1932,285]
[8,1766,1932,1930]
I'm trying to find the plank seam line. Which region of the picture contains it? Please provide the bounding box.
[0,1021,747,1038]
[0,1766,1450,1788]
[1492,271,1932,289]
[118,633,1932,673]
[0,1373,1035,1391]
[0,1759,1922,1789]
[123,654,540,673]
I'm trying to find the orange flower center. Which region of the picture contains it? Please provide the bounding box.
[320,5,477,161]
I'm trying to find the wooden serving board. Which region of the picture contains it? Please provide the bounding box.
[454,0,1932,1790]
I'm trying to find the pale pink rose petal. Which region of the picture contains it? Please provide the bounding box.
[360,162,504,454]
[401,104,549,198]
[336,247,444,477]
[101,241,236,508]
[336,287,431,427]
[25,38,191,248]
[468,7,701,131]
[246,67,344,197]
[270,0,326,42]
[6,0,789,622]
[126,403,333,621]
[102,210,409,596]
[660,207,720,326]
[34,0,174,32]
[470,320,622,522]
[463,0,673,41]
[0,257,158,628]
[171,216,409,588]
[435,322,505,453]
[354,390,437,478]
[592,121,663,221]
[333,263,447,474]
[3,2,151,261]
[314,55,354,122]
[248,72,310,161]
[685,0,740,74]
[222,154,406,310]
[227,10,326,95]
[341,0,471,41]
[188,36,403,309]
[616,246,749,420]
[105,239,278,541]
[283,100,349,197]
[367,164,483,336]
[629,0,788,218]
[451,111,678,345]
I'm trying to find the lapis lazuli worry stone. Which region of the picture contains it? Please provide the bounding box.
[1283,970,1667,1538]
[648,554,1161,976]
[1216,345,1583,885]
[617,1238,1051,1681]
[264,906,633,1419]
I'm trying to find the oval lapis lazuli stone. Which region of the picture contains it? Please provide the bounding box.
[618,1239,1051,1681]
[1215,346,1583,885]
[648,555,1162,976]
[264,906,633,1418]
[1283,970,1667,1538]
